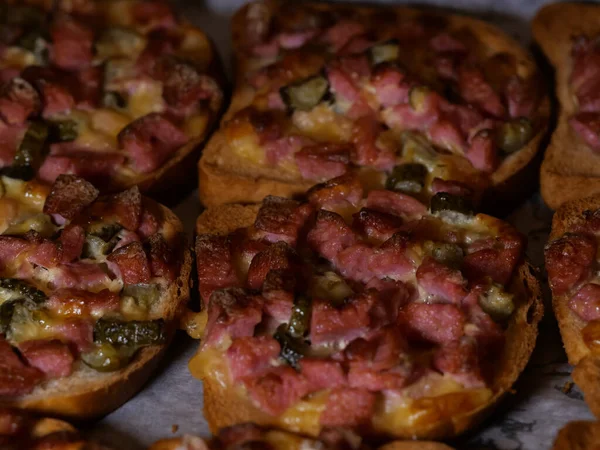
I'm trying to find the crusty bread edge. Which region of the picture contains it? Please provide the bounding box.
[193,204,543,440]
[0,201,192,420]
[551,420,600,450]
[532,2,600,210]
[549,194,600,417]
[198,1,550,211]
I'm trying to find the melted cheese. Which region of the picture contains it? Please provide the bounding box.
[126,79,166,119]
[225,120,266,166]
[292,104,353,143]
[190,350,493,436]
[0,47,36,71]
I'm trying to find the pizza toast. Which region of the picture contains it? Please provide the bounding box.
[0,175,192,419]
[551,421,600,450]
[0,0,225,206]
[545,194,600,418]
[192,176,543,440]
[533,3,600,209]
[199,0,549,212]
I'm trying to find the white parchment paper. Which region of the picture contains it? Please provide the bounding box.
[89,1,595,449]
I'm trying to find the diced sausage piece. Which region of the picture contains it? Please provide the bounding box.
[371,65,412,108]
[59,225,85,263]
[571,37,600,110]
[336,233,414,283]
[262,287,294,323]
[138,206,161,239]
[132,0,176,30]
[428,119,466,153]
[294,143,350,182]
[401,302,465,344]
[253,196,313,246]
[307,210,358,261]
[299,359,347,391]
[431,178,473,197]
[203,288,263,347]
[91,187,142,231]
[433,338,485,388]
[18,340,74,379]
[463,231,524,285]
[365,278,413,321]
[327,66,372,119]
[145,233,180,281]
[0,408,27,435]
[0,122,25,167]
[307,173,363,210]
[466,129,498,173]
[322,20,366,53]
[569,283,600,322]
[43,174,99,221]
[46,288,120,317]
[310,292,376,345]
[226,336,280,381]
[265,135,313,166]
[217,423,264,448]
[570,112,600,152]
[38,150,126,186]
[196,234,239,305]
[50,18,94,71]
[416,256,468,304]
[430,32,467,53]
[366,190,427,218]
[107,242,151,285]
[348,364,411,391]
[0,78,40,125]
[353,208,403,243]
[344,327,407,372]
[246,242,297,290]
[118,113,189,174]
[75,66,102,110]
[0,338,43,396]
[52,319,94,353]
[546,233,597,296]
[39,81,76,118]
[381,92,441,131]
[246,366,310,415]
[505,75,538,119]
[320,388,375,427]
[350,116,396,170]
[458,66,506,118]
[0,236,31,271]
[27,240,61,269]
[52,263,112,293]
[158,58,222,116]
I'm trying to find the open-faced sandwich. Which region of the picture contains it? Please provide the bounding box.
[0,174,191,419]
[199,0,549,211]
[0,0,223,202]
[545,194,600,417]
[551,420,600,450]
[533,3,600,209]
[191,173,542,440]
[149,423,454,450]
[0,407,111,449]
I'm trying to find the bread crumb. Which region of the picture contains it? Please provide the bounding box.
[172,424,179,433]
[562,381,574,394]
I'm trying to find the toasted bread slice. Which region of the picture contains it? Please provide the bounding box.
[552,421,600,450]
[193,203,543,440]
[199,1,550,210]
[533,3,600,209]
[0,185,192,420]
[547,194,600,417]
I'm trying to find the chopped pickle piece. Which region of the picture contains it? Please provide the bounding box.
[310,272,353,306]
[82,234,119,260]
[430,192,474,217]
[87,222,122,242]
[425,241,464,269]
[0,278,47,305]
[93,318,166,346]
[50,120,78,142]
[369,40,399,65]
[401,132,438,166]
[274,324,308,370]
[81,343,137,372]
[120,284,160,319]
[496,118,533,153]
[280,75,330,112]
[17,29,49,64]
[386,163,427,194]
[2,121,49,181]
[288,295,312,339]
[478,283,515,321]
[409,86,431,113]
[102,91,127,109]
